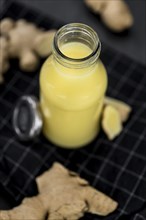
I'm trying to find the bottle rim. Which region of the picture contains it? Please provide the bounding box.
[53,23,101,68]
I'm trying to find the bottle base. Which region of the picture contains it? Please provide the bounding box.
[43,128,99,149]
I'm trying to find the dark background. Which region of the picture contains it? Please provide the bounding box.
[0,0,146,210]
[15,0,146,65]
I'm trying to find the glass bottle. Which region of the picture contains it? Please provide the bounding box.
[40,23,108,148]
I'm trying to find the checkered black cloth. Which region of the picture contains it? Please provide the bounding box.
[0,1,146,219]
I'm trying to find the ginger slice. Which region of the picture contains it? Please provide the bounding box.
[104,96,132,122]
[102,105,123,140]
[85,0,133,32]
[0,162,118,220]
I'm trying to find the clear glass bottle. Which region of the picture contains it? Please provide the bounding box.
[40,23,108,148]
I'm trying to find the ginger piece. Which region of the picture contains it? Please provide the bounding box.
[7,19,42,71]
[104,96,132,122]
[0,196,46,220]
[0,18,15,35]
[34,29,56,57]
[85,0,133,32]
[0,162,118,220]
[102,105,123,140]
[37,162,118,219]
[0,18,56,73]
[0,36,10,83]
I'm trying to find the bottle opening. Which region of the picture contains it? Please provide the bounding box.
[53,23,101,68]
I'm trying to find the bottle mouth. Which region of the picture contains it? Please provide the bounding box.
[53,23,101,68]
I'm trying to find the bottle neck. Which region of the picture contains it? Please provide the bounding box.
[52,23,101,70]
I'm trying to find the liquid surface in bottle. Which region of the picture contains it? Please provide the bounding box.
[60,42,92,59]
[40,42,107,148]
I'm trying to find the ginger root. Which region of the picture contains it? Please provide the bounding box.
[7,19,56,71]
[0,36,10,83]
[0,197,46,220]
[34,29,56,57]
[102,105,123,140]
[0,18,56,77]
[0,162,118,220]
[85,0,133,32]
[37,162,118,219]
[0,18,15,35]
[104,96,132,122]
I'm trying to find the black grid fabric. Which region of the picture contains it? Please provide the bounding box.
[0,1,146,220]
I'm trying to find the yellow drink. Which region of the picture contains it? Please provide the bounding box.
[40,23,107,148]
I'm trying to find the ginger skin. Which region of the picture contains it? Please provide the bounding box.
[7,19,56,71]
[85,0,133,32]
[37,162,118,219]
[0,197,46,220]
[0,162,118,220]
[0,18,56,76]
[0,18,15,35]
[0,37,10,83]
[34,29,56,57]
